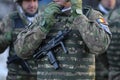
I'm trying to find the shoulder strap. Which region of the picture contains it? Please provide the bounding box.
[10,11,25,28]
[82,6,92,18]
[83,6,104,21]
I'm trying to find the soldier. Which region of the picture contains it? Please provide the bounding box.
[106,7,120,80]
[36,0,111,80]
[0,0,58,80]
[0,0,111,80]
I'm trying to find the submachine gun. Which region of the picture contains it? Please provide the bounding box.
[7,27,71,73]
[33,27,71,69]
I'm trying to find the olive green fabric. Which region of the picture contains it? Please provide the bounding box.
[70,0,82,17]
[0,15,12,53]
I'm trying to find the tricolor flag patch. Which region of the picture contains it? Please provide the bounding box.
[96,17,111,35]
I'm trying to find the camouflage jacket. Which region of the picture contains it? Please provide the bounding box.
[0,10,44,80]
[36,6,111,80]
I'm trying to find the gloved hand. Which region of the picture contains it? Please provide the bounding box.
[40,2,62,33]
[70,0,82,17]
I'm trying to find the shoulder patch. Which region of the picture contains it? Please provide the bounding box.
[96,17,112,34]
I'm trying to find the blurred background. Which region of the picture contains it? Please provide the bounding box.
[0,0,120,20]
[0,0,13,20]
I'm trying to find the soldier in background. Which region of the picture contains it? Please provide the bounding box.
[0,1,14,80]
[95,0,116,80]
[106,6,120,80]
[97,0,116,15]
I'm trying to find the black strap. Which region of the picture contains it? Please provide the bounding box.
[13,13,25,28]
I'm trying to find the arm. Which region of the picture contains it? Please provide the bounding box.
[70,0,111,54]
[73,15,111,54]
[14,2,62,59]
[0,16,12,53]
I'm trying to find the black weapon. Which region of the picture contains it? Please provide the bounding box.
[7,55,31,73]
[33,27,71,69]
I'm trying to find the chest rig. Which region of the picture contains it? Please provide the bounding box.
[37,8,95,80]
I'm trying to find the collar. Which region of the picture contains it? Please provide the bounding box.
[98,4,109,15]
[62,7,71,12]
[17,4,40,26]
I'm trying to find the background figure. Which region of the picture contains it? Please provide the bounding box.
[82,0,99,8]
[0,1,13,80]
[106,7,120,80]
[83,0,120,10]
[96,0,116,15]
[95,0,116,80]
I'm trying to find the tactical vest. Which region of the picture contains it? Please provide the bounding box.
[106,9,120,80]
[37,7,95,80]
[7,12,37,80]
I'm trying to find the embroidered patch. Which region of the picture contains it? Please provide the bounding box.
[96,18,111,34]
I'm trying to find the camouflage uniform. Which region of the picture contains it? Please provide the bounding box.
[36,0,111,80]
[0,0,111,80]
[106,7,120,80]
[0,1,61,80]
[0,12,38,80]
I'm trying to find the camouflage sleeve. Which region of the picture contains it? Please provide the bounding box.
[70,0,111,54]
[0,16,12,53]
[14,2,62,59]
[73,13,111,54]
[41,2,62,32]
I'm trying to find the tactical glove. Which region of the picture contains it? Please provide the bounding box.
[70,0,82,17]
[40,2,62,33]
